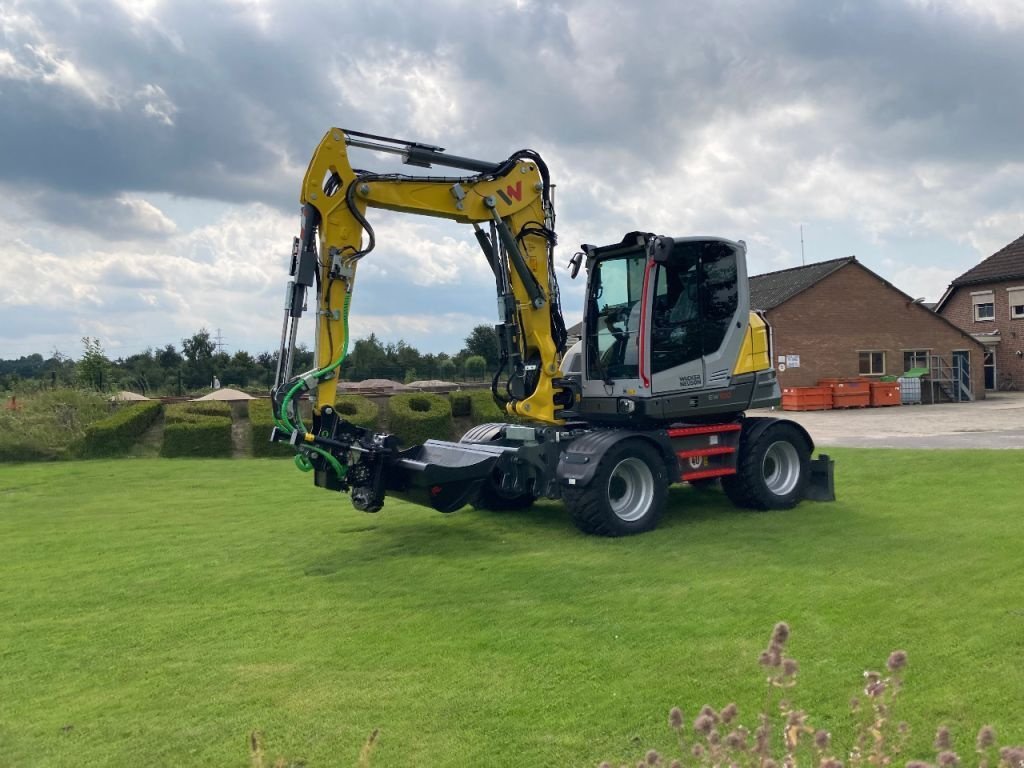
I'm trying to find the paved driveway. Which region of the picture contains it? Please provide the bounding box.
[753,392,1024,449]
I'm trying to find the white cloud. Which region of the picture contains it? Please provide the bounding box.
[3,0,1024,360]
[137,83,177,126]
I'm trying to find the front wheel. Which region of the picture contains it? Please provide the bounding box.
[722,421,811,510]
[564,440,668,536]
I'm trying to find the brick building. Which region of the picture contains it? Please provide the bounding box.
[750,257,985,399]
[936,233,1024,392]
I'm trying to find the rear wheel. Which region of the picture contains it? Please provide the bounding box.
[564,440,667,536]
[722,420,810,510]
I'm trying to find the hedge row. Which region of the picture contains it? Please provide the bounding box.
[333,395,379,430]
[248,399,291,458]
[165,401,231,424]
[450,389,522,425]
[161,416,233,458]
[79,401,163,458]
[388,393,453,447]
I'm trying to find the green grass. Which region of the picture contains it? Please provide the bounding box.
[1,450,1022,766]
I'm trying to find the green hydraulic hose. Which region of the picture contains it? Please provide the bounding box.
[276,292,353,480]
[281,291,352,435]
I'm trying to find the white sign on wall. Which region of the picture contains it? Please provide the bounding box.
[785,355,801,368]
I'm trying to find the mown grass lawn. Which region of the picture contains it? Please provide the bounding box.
[1,450,1022,767]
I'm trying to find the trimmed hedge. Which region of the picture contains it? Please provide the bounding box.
[161,416,232,458]
[79,401,163,458]
[449,392,471,418]
[248,399,293,458]
[165,401,231,423]
[388,393,453,447]
[333,395,379,430]
[466,389,508,424]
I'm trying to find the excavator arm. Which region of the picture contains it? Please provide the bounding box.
[270,129,573,510]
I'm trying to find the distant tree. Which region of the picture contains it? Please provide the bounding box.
[117,349,165,394]
[464,355,487,380]
[256,351,278,387]
[76,337,112,391]
[221,350,258,388]
[462,325,500,368]
[439,358,457,381]
[157,344,183,371]
[181,329,216,389]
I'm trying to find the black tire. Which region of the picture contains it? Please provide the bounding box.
[563,439,668,536]
[722,420,811,510]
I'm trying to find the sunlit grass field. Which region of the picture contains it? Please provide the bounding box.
[1,451,1022,766]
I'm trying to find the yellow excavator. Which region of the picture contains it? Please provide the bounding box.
[270,128,833,536]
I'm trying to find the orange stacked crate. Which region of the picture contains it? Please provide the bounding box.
[869,381,901,406]
[819,377,871,409]
[782,386,833,411]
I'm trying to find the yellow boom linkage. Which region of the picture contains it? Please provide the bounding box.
[299,128,567,425]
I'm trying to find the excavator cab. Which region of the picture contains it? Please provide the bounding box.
[562,233,780,425]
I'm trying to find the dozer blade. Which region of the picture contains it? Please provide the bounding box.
[385,440,509,512]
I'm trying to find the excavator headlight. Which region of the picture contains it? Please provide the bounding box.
[617,398,636,414]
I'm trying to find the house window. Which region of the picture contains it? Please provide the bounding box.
[902,349,930,371]
[1008,287,1024,320]
[972,291,995,321]
[858,350,885,376]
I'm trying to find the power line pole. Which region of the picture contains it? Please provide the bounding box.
[214,328,228,354]
[800,224,806,266]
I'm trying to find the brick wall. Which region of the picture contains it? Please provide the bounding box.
[765,262,986,398]
[939,280,1024,390]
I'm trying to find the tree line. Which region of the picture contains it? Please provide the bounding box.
[1,325,502,395]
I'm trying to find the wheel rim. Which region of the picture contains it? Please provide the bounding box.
[607,457,655,522]
[762,441,801,496]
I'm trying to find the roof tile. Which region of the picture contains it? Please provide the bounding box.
[749,257,855,310]
[951,233,1024,286]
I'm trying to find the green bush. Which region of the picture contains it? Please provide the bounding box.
[464,355,486,380]
[79,401,163,458]
[0,388,116,462]
[466,389,507,424]
[387,393,453,447]
[333,395,379,430]
[161,416,232,458]
[449,392,471,418]
[248,399,293,458]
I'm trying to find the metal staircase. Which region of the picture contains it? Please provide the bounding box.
[927,354,973,402]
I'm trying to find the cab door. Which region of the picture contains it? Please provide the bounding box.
[650,238,745,395]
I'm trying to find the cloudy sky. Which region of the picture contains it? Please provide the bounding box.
[2,0,1023,361]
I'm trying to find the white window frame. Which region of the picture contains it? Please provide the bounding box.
[858,350,885,376]
[902,349,930,371]
[1007,286,1024,320]
[972,290,995,322]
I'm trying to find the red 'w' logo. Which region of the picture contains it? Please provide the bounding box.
[495,180,523,206]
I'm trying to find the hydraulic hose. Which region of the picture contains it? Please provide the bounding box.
[279,292,353,436]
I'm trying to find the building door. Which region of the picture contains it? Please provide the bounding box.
[984,349,996,390]
[952,350,971,399]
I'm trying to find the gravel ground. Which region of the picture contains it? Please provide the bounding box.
[752,391,1024,449]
